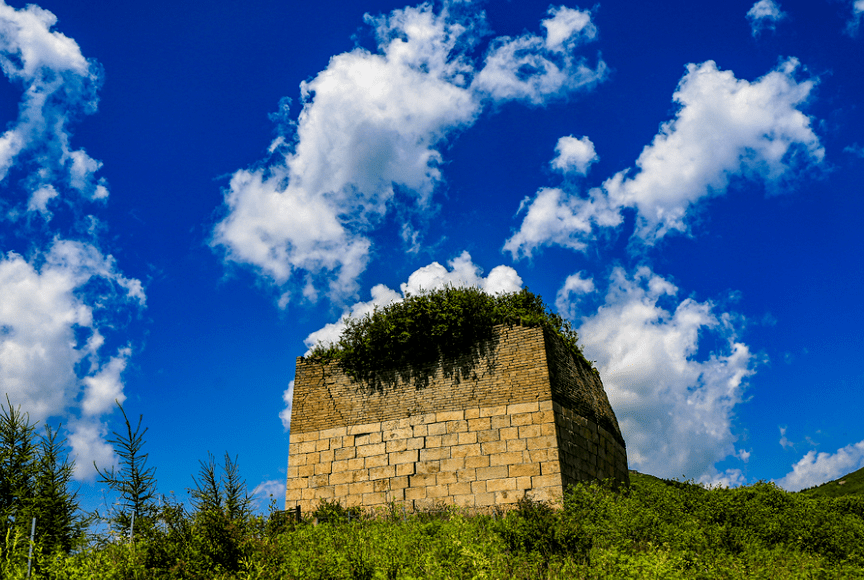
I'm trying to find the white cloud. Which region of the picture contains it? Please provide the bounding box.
[303,251,521,353]
[503,186,620,258]
[607,58,823,243]
[66,417,115,480]
[776,440,864,491]
[0,1,107,214]
[779,426,794,449]
[213,2,604,306]
[847,0,864,35]
[279,379,295,432]
[551,135,597,175]
[472,6,604,105]
[506,59,824,257]
[0,240,144,479]
[573,266,755,482]
[555,271,594,320]
[252,479,287,512]
[746,0,786,36]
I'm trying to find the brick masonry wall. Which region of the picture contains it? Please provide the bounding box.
[287,325,628,512]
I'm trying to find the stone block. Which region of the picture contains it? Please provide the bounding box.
[477,429,500,443]
[426,484,449,498]
[468,418,491,431]
[436,471,457,485]
[416,461,440,475]
[385,439,408,453]
[518,425,542,439]
[451,443,481,458]
[436,410,464,422]
[490,415,511,429]
[486,478,516,492]
[480,405,507,417]
[409,473,437,487]
[419,447,449,461]
[356,443,386,457]
[457,432,478,445]
[480,440,507,454]
[389,450,419,464]
[508,402,539,415]
[365,454,388,468]
[509,463,541,478]
[396,463,415,477]
[490,451,527,467]
[440,457,465,472]
[427,422,447,436]
[464,455,490,468]
[511,413,533,426]
[348,422,382,435]
[494,490,521,504]
[355,433,383,446]
[506,438,527,452]
[383,427,413,441]
[476,466,509,480]
[369,465,396,480]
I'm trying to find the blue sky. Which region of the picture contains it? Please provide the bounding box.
[0,0,862,511]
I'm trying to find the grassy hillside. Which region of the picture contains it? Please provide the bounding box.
[798,465,864,499]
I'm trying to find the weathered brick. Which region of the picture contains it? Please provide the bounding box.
[476,466,508,480]
[509,463,541,478]
[480,440,507,454]
[364,454,388,468]
[451,443,481,458]
[508,402,539,415]
[390,450,419,464]
[356,443,386,457]
[490,451,527,467]
[419,447,449,461]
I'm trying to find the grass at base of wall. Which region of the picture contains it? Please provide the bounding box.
[5,473,863,579]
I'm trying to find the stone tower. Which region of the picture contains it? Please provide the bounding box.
[286,324,628,512]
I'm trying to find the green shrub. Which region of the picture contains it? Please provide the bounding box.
[310,286,591,389]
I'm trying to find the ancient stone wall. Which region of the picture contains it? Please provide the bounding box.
[286,325,628,513]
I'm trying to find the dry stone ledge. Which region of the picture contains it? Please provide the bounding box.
[287,324,628,513]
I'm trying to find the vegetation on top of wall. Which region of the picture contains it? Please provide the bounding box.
[309,287,592,386]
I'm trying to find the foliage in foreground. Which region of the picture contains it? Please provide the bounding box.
[5,473,864,579]
[309,286,592,387]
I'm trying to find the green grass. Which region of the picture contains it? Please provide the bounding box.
[5,474,863,579]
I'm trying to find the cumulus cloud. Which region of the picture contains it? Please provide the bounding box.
[746,0,786,36]
[213,2,604,306]
[0,1,107,216]
[506,58,824,257]
[472,5,604,104]
[504,186,620,258]
[302,251,521,352]
[776,440,864,491]
[551,135,597,175]
[572,266,754,483]
[555,271,594,320]
[0,240,144,479]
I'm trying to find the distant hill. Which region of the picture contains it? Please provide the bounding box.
[629,468,864,498]
[797,466,864,498]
